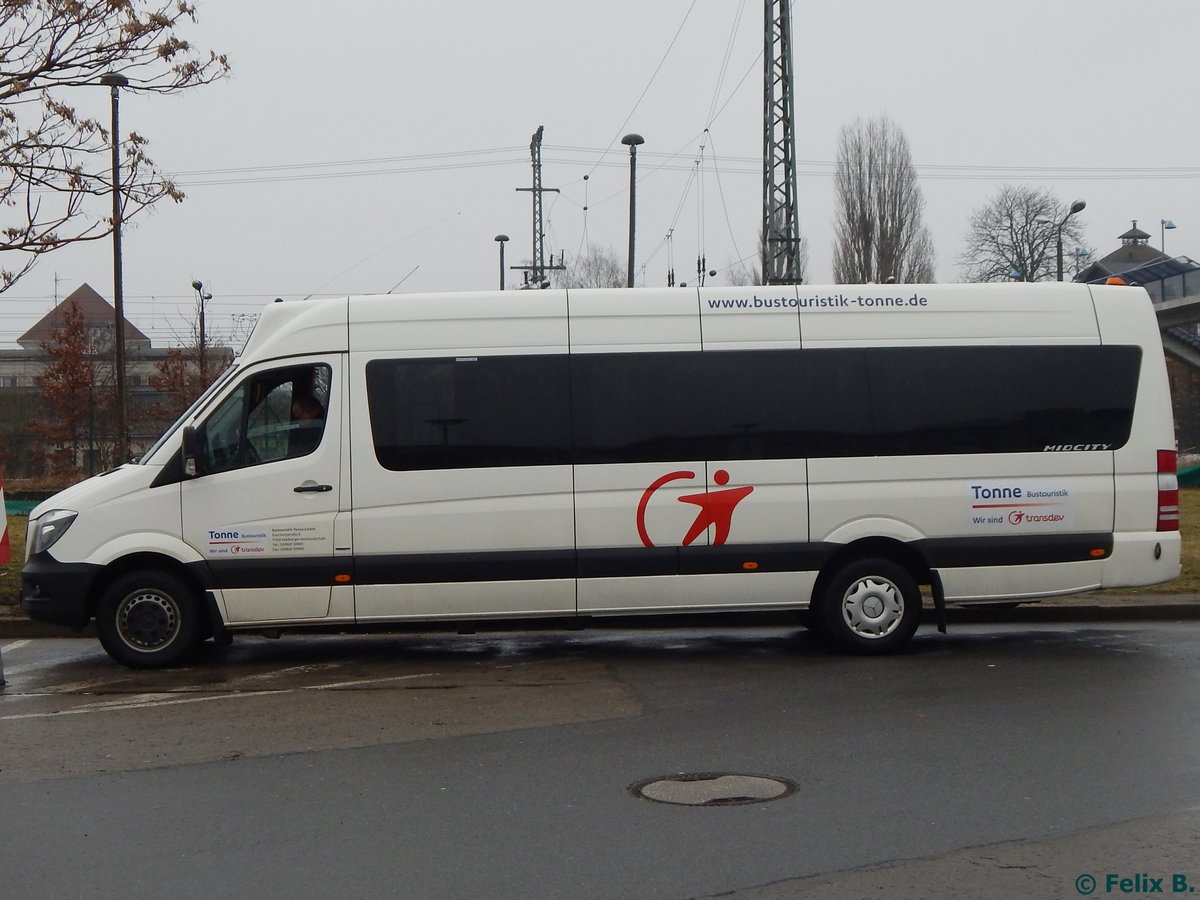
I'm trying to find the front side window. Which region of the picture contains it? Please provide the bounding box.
[366,355,570,471]
[199,363,330,474]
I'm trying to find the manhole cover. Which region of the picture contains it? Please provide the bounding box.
[630,772,797,806]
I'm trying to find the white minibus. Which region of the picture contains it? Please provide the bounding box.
[21,282,1181,667]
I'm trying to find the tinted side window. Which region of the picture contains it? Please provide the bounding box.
[867,346,1140,454]
[367,356,571,470]
[569,350,871,463]
[362,345,1140,471]
[570,353,708,463]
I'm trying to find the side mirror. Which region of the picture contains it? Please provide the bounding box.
[182,425,203,479]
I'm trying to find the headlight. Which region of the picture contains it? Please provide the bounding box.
[27,509,78,557]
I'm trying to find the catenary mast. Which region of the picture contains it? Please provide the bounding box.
[762,0,802,284]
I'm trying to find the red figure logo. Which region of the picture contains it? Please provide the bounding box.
[636,469,755,548]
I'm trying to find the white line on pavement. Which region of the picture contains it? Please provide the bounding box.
[0,672,437,720]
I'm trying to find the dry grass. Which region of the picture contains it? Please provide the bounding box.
[2,491,1198,603]
[1174,488,1200,593]
[1,515,27,603]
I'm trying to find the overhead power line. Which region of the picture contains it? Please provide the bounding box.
[147,147,1200,189]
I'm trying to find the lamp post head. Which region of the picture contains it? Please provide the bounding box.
[191,279,203,291]
[621,133,645,149]
[494,234,509,243]
[1068,199,1086,216]
[99,72,129,88]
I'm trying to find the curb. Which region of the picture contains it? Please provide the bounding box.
[0,616,95,640]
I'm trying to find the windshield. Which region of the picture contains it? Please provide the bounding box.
[141,363,241,463]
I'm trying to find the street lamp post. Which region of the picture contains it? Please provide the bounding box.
[191,280,212,383]
[1162,219,1177,255]
[1072,246,1090,278]
[621,133,644,288]
[99,71,129,460]
[1039,199,1087,282]
[494,234,509,290]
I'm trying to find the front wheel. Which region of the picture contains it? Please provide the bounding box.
[96,571,203,668]
[818,558,921,654]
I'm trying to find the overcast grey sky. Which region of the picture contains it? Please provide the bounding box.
[2,0,1197,348]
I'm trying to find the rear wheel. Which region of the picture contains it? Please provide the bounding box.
[96,571,203,669]
[819,558,921,653]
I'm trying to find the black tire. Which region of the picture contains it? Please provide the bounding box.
[818,557,921,654]
[96,570,203,669]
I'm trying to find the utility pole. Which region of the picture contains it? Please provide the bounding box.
[100,71,130,460]
[514,126,565,287]
[762,0,802,285]
[622,133,644,288]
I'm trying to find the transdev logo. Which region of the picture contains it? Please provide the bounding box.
[205,529,269,556]
[968,482,1072,530]
[636,469,753,548]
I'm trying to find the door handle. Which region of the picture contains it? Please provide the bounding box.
[294,483,333,493]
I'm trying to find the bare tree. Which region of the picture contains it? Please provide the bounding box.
[832,115,935,284]
[1,1,229,291]
[29,296,116,475]
[960,185,1089,282]
[148,347,207,424]
[723,258,758,287]
[560,245,625,289]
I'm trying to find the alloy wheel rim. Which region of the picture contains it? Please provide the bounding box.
[841,576,904,638]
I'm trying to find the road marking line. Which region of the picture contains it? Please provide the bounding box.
[235,662,345,683]
[0,690,287,719]
[304,673,436,690]
[1,640,30,653]
[0,681,114,697]
[0,673,437,719]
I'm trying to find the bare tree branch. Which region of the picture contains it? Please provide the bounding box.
[832,114,935,284]
[559,245,626,289]
[959,185,1089,282]
[0,1,230,291]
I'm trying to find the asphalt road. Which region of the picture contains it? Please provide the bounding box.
[1,622,1199,899]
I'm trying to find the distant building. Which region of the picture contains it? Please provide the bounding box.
[1074,220,1163,284]
[13,282,154,353]
[0,283,231,478]
[1075,223,1200,454]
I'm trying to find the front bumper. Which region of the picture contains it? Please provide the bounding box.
[20,555,103,631]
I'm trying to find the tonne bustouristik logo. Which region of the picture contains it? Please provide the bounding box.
[636,469,754,548]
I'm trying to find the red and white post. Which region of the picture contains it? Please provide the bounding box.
[0,471,7,686]
[0,472,8,565]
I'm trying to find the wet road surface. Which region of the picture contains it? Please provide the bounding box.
[1,622,1198,898]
